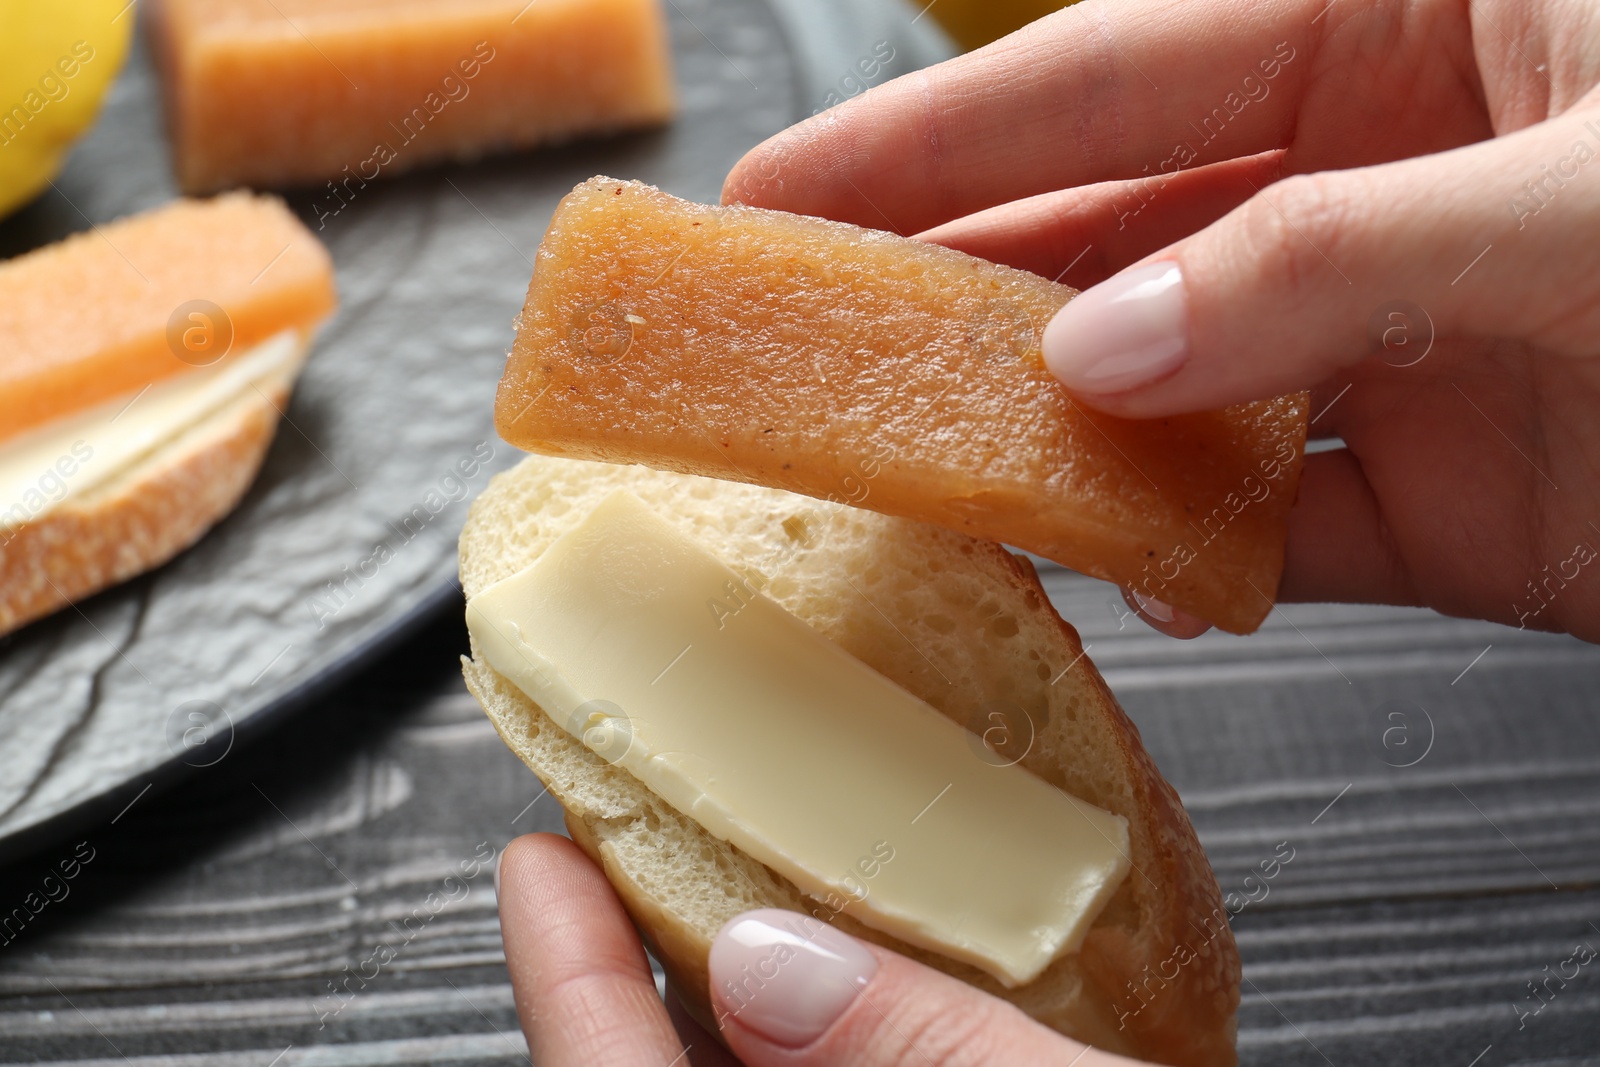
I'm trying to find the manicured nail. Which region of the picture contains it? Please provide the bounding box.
[710,909,879,1048]
[1043,261,1189,394]
[1127,587,1176,623]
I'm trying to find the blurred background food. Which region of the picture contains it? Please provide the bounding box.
[0,0,132,220]
[148,0,676,195]
[926,0,1078,50]
[0,0,1046,221]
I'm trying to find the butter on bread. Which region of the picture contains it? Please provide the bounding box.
[496,178,1307,635]
[460,454,1241,1067]
[0,194,336,636]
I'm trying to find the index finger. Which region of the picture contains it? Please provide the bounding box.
[723,0,1319,234]
[497,833,689,1066]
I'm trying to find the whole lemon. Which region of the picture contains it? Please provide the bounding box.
[0,1,133,219]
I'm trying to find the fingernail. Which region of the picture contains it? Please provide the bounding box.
[493,849,504,897]
[1126,587,1176,623]
[1043,261,1189,394]
[710,909,878,1048]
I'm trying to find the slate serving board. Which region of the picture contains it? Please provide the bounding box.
[0,0,952,863]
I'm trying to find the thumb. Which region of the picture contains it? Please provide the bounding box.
[1040,106,1600,416]
[708,909,1141,1066]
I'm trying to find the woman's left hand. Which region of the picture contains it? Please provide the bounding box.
[497,832,1150,1066]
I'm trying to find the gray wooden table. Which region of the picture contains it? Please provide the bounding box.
[1,561,1596,1067]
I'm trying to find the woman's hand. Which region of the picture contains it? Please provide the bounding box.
[725,0,1600,643]
[497,833,1150,1066]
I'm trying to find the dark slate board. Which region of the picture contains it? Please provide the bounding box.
[0,0,946,864]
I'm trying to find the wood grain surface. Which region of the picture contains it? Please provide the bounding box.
[1,561,1595,1066]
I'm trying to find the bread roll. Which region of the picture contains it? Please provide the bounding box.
[461,454,1240,1067]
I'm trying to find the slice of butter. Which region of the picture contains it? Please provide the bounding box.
[0,330,305,531]
[466,490,1132,986]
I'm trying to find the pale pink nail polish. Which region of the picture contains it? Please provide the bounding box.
[710,909,879,1048]
[1127,587,1176,623]
[1042,261,1190,394]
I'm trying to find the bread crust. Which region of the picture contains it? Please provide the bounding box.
[461,456,1241,1067]
[0,382,287,637]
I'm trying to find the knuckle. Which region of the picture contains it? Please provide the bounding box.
[866,996,1010,1067]
[1240,171,1351,288]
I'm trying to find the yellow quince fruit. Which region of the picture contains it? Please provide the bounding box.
[929,0,1081,52]
[0,1,133,219]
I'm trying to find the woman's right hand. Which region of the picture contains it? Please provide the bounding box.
[726,0,1600,643]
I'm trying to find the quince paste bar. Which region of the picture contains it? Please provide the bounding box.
[497,178,1308,634]
[0,193,334,444]
[148,0,676,194]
